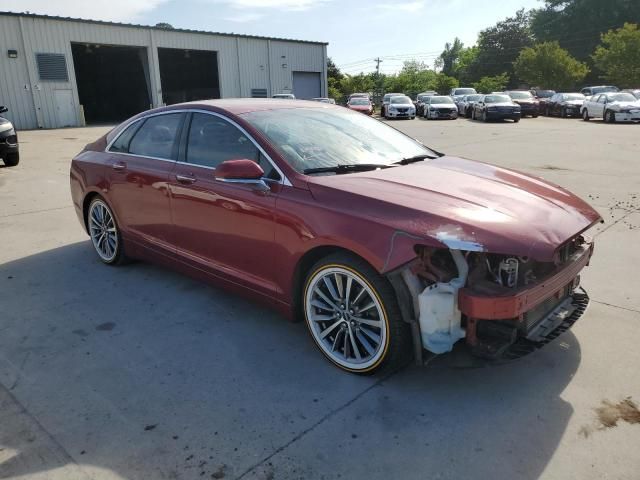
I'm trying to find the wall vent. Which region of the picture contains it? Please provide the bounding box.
[36,53,69,81]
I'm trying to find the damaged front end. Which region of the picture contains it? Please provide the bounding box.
[388,235,594,364]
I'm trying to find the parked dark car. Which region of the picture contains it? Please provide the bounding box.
[472,94,521,122]
[546,93,586,117]
[70,99,600,373]
[532,89,555,114]
[0,106,19,167]
[415,92,437,116]
[506,91,539,117]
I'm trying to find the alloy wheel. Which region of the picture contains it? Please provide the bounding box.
[305,266,388,371]
[89,200,119,262]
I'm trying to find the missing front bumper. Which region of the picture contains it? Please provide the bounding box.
[472,289,589,360]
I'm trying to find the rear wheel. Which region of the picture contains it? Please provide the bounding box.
[88,198,127,265]
[303,252,410,374]
[3,152,19,167]
[561,107,567,118]
[582,109,590,121]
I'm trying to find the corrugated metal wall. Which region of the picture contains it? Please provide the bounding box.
[0,13,327,130]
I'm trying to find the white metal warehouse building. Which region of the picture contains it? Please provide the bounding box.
[0,11,328,130]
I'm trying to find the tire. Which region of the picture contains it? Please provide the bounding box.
[606,110,615,123]
[582,109,590,121]
[471,109,476,120]
[3,152,19,167]
[514,117,520,123]
[532,113,538,118]
[303,252,411,375]
[561,107,567,118]
[87,197,128,265]
[481,111,487,122]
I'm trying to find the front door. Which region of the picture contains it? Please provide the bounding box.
[169,112,282,296]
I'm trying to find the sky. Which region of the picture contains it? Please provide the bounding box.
[4,0,542,73]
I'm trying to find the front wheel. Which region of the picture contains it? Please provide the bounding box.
[88,197,127,265]
[303,253,410,374]
[3,152,19,167]
[561,107,567,118]
[606,110,615,123]
[582,109,590,121]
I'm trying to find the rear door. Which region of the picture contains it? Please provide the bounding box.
[168,111,283,296]
[107,112,185,252]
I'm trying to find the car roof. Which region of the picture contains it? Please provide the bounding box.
[160,98,330,115]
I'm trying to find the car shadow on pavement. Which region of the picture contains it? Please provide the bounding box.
[0,241,580,480]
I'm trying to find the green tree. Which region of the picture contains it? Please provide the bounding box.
[472,73,510,93]
[452,46,479,85]
[327,57,344,101]
[514,42,589,89]
[531,0,640,67]
[155,22,174,29]
[433,73,459,94]
[339,73,376,100]
[471,9,534,85]
[436,37,464,77]
[592,23,640,88]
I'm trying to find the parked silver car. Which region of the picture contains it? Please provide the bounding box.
[423,96,458,120]
[457,94,483,117]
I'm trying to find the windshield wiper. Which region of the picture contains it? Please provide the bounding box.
[303,163,396,175]
[393,154,438,165]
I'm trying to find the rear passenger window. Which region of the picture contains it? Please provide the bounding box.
[128,113,183,160]
[109,122,141,153]
[186,113,260,168]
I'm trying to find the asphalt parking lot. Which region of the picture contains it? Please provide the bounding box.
[1,115,639,480]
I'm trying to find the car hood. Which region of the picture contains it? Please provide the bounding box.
[487,102,518,107]
[306,156,601,261]
[429,103,456,108]
[349,105,371,110]
[513,99,537,104]
[563,100,584,106]
[389,104,414,108]
[610,101,640,109]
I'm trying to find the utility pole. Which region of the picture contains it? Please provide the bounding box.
[374,57,383,109]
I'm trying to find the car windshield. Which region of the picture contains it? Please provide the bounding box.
[466,95,482,101]
[384,93,403,101]
[241,107,434,173]
[607,93,637,102]
[509,91,533,99]
[537,90,555,98]
[592,86,619,94]
[455,88,476,95]
[430,96,454,104]
[485,95,511,103]
[350,99,370,105]
[563,93,585,101]
[390,97,412,104]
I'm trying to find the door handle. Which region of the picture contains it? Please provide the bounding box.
[175,174,196,184]
[112,161,127,171]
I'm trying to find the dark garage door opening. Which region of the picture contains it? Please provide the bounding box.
[158,48,220,105]
[71,43,151,124]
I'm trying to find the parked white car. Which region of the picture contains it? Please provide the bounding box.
[381,92,404,117]
[579,85,618,100]
[384,95,416,119]
[581,92,640,123]
[423,95,458,120]
[273,93,296,99]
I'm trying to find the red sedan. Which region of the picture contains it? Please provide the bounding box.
[71,99,601,374]
[346,97,373,115]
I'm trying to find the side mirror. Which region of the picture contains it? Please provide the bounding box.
[0,106,7,114]
[215,159,270,193]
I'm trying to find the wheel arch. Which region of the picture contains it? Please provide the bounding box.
[290,245,380,323]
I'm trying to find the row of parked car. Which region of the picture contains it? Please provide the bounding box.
[344,85,640,124]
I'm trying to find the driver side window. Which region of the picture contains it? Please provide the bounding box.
[185,113,280,180]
